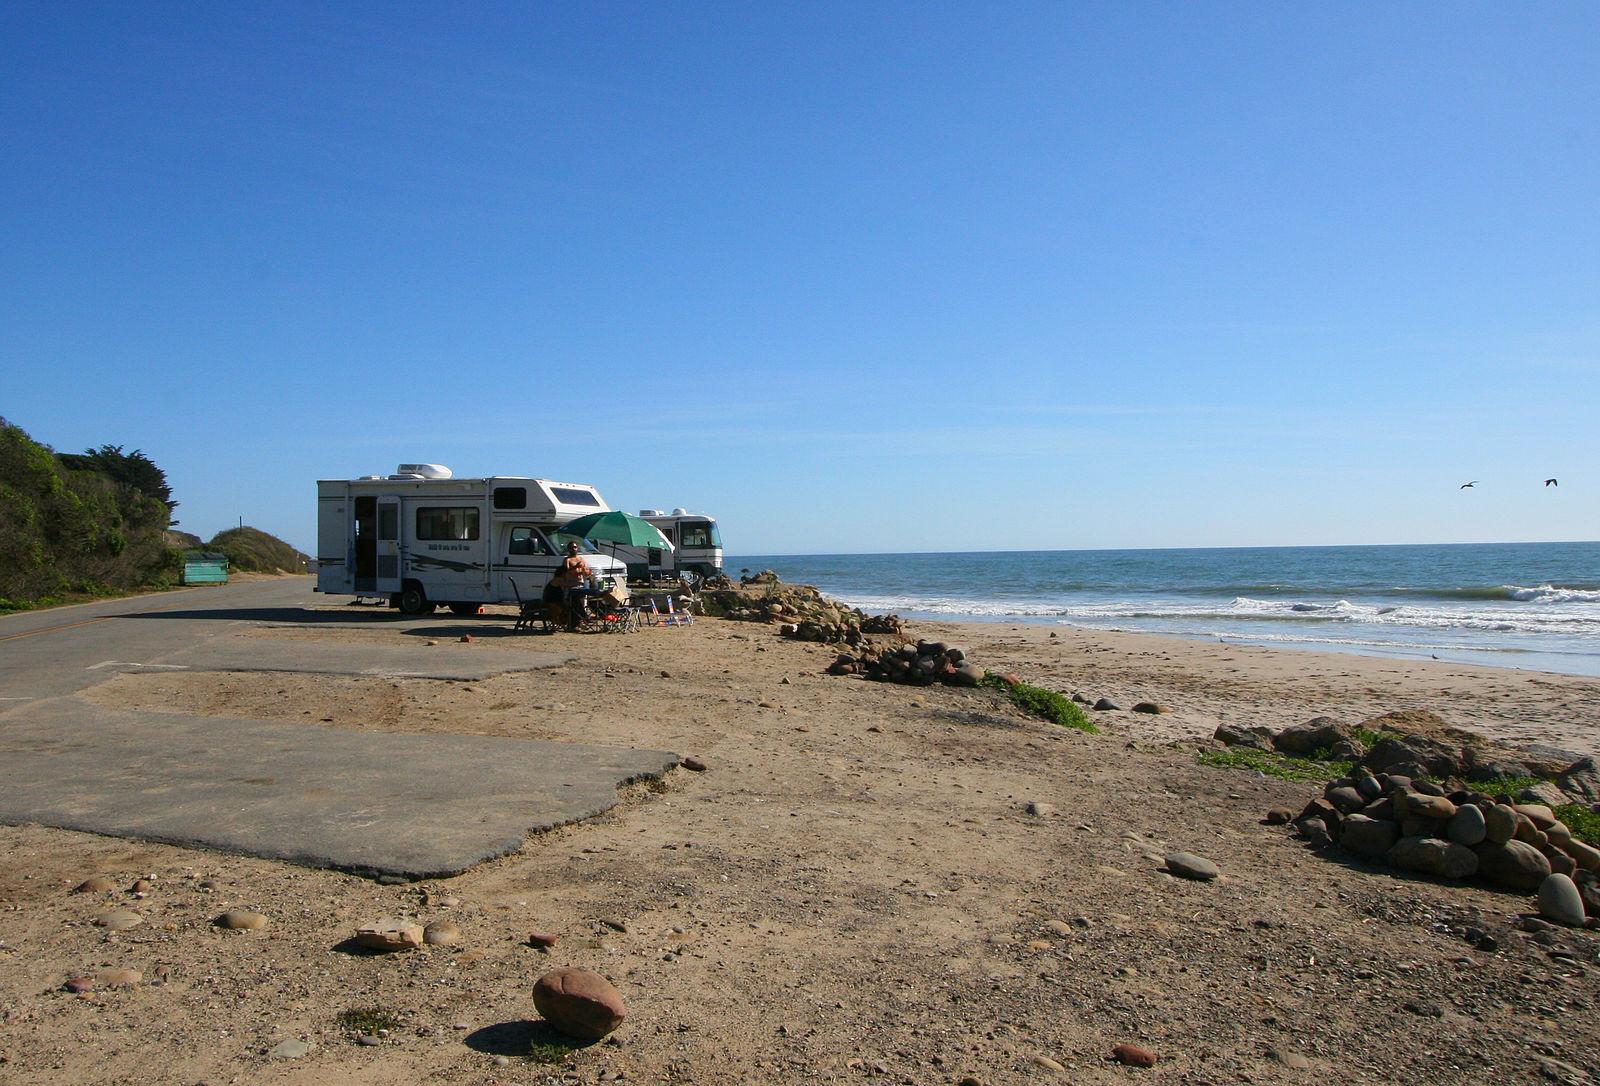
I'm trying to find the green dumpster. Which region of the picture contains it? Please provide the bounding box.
[181,551,230,585]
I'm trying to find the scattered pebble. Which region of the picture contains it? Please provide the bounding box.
[216,910,268,931]
[681,757,708,772]
[267,1039,312,1059]
[72,876,116,894]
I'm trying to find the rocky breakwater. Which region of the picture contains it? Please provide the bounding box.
[699,571,905,645]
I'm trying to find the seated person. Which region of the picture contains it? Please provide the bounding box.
[550,541,601,631]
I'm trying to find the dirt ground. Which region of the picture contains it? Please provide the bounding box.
[2,605,1598,1086]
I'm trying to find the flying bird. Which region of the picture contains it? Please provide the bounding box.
[1545,478,1558,487]
[1460,481,1477,489]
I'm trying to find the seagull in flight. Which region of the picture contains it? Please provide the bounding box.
[1545,478,1558,487]
[1460,481,1477,489]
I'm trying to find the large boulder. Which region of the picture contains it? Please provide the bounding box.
[1538,874,1588,927]
[1360,736,1464,780]
[1214,724,1273,750]
[1387,836,1478,880]
[1275,718,1353,756]
[1339,815,1399,860]
[1557,757,1600,803]
[1474,840,1551,892]
[533,967,627,1040]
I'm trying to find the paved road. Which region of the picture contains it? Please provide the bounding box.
[0,579,678,878]
[0,577,341,700]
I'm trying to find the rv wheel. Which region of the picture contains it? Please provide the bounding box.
[397,583,433,615]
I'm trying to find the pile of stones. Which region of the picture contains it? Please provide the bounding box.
[827,639,986,687]
[700,575,906,644]
[1293,776,1599,926]
[1223,710,1600,927]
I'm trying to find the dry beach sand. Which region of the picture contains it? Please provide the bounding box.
[3,602,1599,1085]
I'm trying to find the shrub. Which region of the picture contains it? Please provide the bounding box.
[982,673,1096,733]
[1198,747,1356,782]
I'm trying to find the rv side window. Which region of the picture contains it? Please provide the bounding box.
[509,527,554,556]
[492,487,527,510]
[549,486,601,507]
[416,507,480,541]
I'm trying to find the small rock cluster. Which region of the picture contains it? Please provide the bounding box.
[1293,775,1599,926]
[826,639,985,687]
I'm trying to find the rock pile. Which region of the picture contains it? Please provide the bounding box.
[827,639,986,687]
[700,575,905,644]
[1293,774,1600,925]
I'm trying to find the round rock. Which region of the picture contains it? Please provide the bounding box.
[1483,802,1517,844]
[1112,1044,1157,1068]
[92,910,143,931]
[217,910,268,931]
[1164,853,1220,881]
[1446,804,1488,847]
[1474,840,1551,892]
[1387,836,1478,880]
[423,920,462,946]
[96,967,142,987]
[532,967,627,1040]
[1338,815,1398,860]
[73,876,117,894]
[1538,873,1588,927]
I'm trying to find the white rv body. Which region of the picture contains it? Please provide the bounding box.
[315,468,628,613]
[614,508,725,583]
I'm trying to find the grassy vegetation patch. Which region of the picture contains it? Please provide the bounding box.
[981,673,1096,733]
[1469,775,1544,800]
[527,1040,580,1064]
[336,1006,404,1034]
[1198,747,1355,783]
[1556,804,1600,847]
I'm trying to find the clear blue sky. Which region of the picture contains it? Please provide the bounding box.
[3,3,1596,555]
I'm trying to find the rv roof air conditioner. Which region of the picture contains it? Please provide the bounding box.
[672,507,689,516]
[639,509,664,517]
[394,464,453,480]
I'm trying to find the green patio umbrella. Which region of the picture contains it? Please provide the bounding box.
[553,510,674,554]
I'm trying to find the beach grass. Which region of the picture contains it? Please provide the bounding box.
[1197,747,1356,782]
[982,674,1096,733]
[336,1006,403,1034]
[1556,804,1600,847]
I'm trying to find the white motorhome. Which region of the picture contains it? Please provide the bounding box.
[315,464,628,614]
[617,508,725,585]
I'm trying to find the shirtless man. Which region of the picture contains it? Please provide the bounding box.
[551,541,595,630]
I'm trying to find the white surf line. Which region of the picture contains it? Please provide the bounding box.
[85,661,191,671]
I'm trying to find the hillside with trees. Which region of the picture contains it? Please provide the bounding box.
[0,417,306,610]
[0,418,178,608]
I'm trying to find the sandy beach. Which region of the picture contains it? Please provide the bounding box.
[3,601,1599,1085]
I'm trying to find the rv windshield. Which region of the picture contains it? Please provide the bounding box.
[679,521,721,549]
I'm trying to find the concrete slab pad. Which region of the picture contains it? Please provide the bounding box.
[166,637,575,680]
[0,699,677,878]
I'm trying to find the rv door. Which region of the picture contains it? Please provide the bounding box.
[375,497,402,594]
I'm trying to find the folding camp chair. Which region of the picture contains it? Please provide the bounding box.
[647,595,693,627]
[509,578,554,633]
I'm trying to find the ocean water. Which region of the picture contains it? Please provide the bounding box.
[728,543,1600,677]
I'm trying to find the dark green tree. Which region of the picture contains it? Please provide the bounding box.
[58,444,177,524]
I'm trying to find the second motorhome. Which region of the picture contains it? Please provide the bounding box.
[314,465,628,613]
[616,508,725,585]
